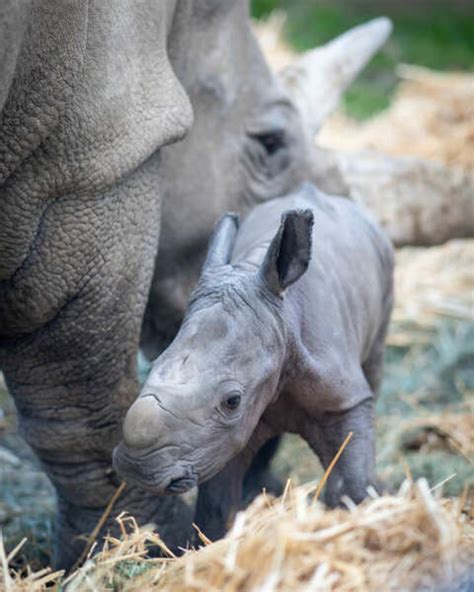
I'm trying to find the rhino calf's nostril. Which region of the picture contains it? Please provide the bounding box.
[122,396,166,450]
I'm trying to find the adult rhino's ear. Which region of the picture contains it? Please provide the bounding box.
[259,209,314,296]
[202,213,240,270]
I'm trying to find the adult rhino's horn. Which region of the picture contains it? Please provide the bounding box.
[279,17,392,137]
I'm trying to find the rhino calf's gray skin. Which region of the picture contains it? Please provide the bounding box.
[114,183,394,539]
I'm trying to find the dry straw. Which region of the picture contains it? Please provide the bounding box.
[399,411,474,463]
[318,66,474,172]
[1,479,473,592]
[146,479,474,592]
[390,239,474,344]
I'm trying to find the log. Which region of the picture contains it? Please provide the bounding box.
[311,146,474,247]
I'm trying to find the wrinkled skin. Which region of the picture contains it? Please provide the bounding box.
[0,0,310,569]
[115,183,394,539]
[0,0,392,568]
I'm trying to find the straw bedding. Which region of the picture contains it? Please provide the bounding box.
[319,66,474,171]
[149,480,474,592]
[400,412,474,461]
[388,239,474,346]
[2,480,473,591]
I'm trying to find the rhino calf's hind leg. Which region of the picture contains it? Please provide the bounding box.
[362,302,392,396]
[304,397,376,507]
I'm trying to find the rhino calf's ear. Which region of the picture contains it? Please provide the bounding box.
[260,209,314,295]
[202,213,240,271]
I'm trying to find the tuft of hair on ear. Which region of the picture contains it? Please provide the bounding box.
[260,208,314,296]
[202,213,240,271]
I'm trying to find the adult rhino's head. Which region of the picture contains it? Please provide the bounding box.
[114,209,313,493]
[143,10,392,357]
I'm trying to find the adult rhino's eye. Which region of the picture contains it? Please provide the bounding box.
[224,393,241,411]
[251,130,286,156]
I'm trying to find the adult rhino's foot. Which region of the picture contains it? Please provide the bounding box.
[55,485,193,571]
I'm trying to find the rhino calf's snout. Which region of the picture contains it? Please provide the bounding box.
[121,395,168,451]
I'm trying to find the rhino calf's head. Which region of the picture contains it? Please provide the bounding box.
[114,210,313,494]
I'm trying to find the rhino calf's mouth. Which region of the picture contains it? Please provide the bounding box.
[113,442,198,495]
[166,475,197,494]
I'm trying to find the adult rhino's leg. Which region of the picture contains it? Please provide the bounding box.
[305,398,376,507]
[0,158,192,569]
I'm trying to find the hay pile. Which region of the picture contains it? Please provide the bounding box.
[151,481,473,592]
[319,65,474,171]
[389,239,474,346]
[2,480,473,591]
[400,412,474,461]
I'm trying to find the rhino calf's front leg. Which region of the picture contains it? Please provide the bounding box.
[304,398,376,507]
[194,427,274,541]
[194,455,247,542]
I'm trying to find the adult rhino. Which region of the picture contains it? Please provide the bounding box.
[0,0,390,569]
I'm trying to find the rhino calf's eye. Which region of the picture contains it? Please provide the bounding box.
[224,394,241,410]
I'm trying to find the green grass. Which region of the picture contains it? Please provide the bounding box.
[252,0,474,119]
[379,321,474,415]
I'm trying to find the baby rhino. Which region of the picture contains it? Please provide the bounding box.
[114,183,394,539]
